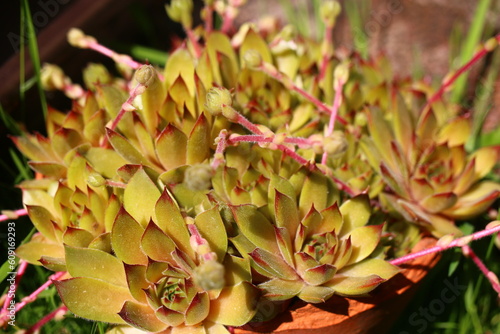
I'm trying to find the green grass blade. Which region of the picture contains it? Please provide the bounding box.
[467,48,500,150]
[345,0,369,58]
[114,43,169,66]
[450,0,492,103]
[0,103,22,136]
[312,0,325,40]
[9,148,33,181]
[21,0,48,119]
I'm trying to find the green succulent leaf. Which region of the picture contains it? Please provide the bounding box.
[111,208,148,265]
[106,128,150,165]
[141,221,176,263]
[155,189,194,258]
[339,195,371,236]
[15,237,64,265]
[55,277,132,324]
[119,300,168,332]
[250,248,299,280]
[155,124,188,170]
[297,285,335,303]
[207,281,260,326]
[65,245,128,287]
[185,292,210,326]
[26,205,58,242]
[186,113,211,165]
[194,206,228,262]
[124,166,161,227]
[63,227,95,248]
[344,225,382,265]
[231,205,279,254]
[258,278,304,301]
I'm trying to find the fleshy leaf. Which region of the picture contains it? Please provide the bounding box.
[65,245,128,287]
[124,166,161,227]
[111,208,148,265]
[119,300,168,332]
[339,195,371,236]
[194,206,228,262]
[344,225,382,264]
[141,221,176,262]
[258,278,304,301]
[297,285,335,303]
[155,189,194,258]
[156,124,188,170]
[231,205,279,254]
[207,281,260,326]
[185,292,210,326]
[55,277,132,324]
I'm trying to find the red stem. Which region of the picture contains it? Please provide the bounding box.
[212,130,228,169]
[100,82,144,148]
[322,76,345,164]
[13,271,66,315]
[423,34,500,111]
[0,260,28,320]
[26,305,68,334]
[186,29,203,58]
[462,245,500,295]
[318,24,333,81]
[390,223,500,266]
[258,63,348,125]
[88,41,142,69]
[0,208,28,222]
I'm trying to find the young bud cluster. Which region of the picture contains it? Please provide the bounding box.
[184,164,214,191]
[193,260,226,291]
[205,87,233,116]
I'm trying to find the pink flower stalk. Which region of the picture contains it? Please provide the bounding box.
[318,22,334,82]
[0,260,28,323]
[212,130,229,169]
[20,271,66,305]
[256,62,348,125]
[390,222,500,266]
[322,70,347,165]
[0,208,28,222]
[26,305,68,334]
[100,82,145,148]
[423,34,500,111]
[462,245,500,296]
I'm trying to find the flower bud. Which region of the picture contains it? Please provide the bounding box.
[134,65,156,87]
[320,0,341,27]
[193,260,226,291]
[354,112,368,127]
[485,37,498,52]
[243,49,263,68]
[205,87,233,116]
[41,64,66,91]
[87,172,106,187]
[165,0,193,28]
[184,164,214,191]
[334,61,350,86]
[67,28,95,48]
[323,131,348,158]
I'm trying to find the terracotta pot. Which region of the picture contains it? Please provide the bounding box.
[235,237,440,334]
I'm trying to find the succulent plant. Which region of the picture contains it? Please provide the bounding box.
[53,167,259,333]
[361,99,500,237]
[8,0,500,332]
[230,177,399,303]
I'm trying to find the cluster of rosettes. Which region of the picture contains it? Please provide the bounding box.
[12,0,499,332]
